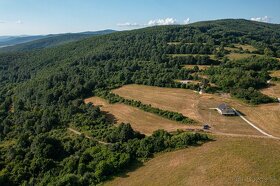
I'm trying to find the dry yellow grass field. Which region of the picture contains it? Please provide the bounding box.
[225,44,257,53]
[84,97,200,135]
[170,54,216,60]
[270,70,280,78]
[224,46,239,52]
[232,102,280,137]
[225,53,261,60]
[167,42,181,45]
[183,65,211,70]
[113,85,280,137]
[234,44,257,52]
[167,42,207,45]
[260,71,280,98]
[261,82,280,98]
[105,136,280,186]
[174,79,201,85]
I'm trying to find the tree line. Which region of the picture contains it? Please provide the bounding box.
[96,91,196,124]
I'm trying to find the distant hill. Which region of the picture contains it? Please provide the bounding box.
[0,35,46,48]
[0,29,116,52]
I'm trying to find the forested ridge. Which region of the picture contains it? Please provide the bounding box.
[0,29,116,53]
[0,19,280,185]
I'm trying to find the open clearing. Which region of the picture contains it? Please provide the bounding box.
[261,82,280,98]
[225,53,261,60]
[261,71,280,98]
[175,79,218,88]
[113,85,280,137]
[167,42,181,45]
[270,70,280,78]
[105,136,280,186]
[225,44,257,53]
[234,44,257,52]
[225,47,239,52]
[175,79,201,85]
[170,54,217,60]
[84,97,199,135]
[183,65,211,70]
[167,42,207,45]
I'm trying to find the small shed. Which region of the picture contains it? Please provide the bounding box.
[217,103,236,116]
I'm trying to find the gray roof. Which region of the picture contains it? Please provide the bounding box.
[217,103,235,114]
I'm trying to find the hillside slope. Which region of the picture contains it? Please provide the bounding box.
[0,19,280,185]
[0,35,45,48]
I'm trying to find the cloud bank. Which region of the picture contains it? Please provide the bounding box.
[117,17,191,28]
[147,18,177,26]
[250,16,271,23]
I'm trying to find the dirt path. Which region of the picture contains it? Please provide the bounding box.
[67,128,111,145]
[232,108,280,140]
[212,132,272,139]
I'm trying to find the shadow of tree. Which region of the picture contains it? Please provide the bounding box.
[106,160,144,181]
[101,111,118,124]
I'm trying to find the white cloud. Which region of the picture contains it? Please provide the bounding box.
[117,22,140,27]
[0,20,6,23]
[117,17,191,28]
[147,18,177,26]
[250,16,271,23]
[15,20,22,24]
[184,18,191,24]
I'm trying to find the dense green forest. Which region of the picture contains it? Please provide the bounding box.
[0,19,280,185]
[205,56,280,104]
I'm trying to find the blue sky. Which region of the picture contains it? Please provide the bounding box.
[0,0,280,35]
